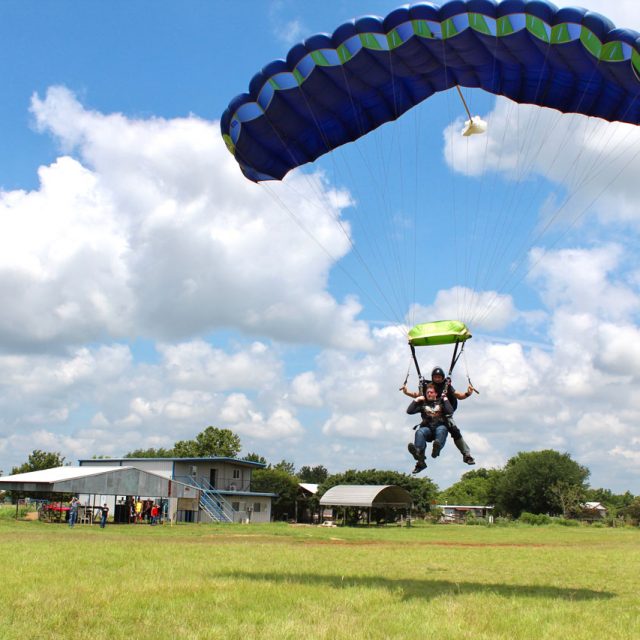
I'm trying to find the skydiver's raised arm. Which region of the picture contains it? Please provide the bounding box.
[401,384,419,399]
[453,384,475,400]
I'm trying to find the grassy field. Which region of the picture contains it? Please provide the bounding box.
[0,517,638,639]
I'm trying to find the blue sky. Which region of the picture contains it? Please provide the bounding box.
[1,0,639,494]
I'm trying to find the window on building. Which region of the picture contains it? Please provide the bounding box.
[232,469,241,479]
[253,502,261,513]
[232,502,240,512]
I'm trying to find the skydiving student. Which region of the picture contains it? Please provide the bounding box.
[406,383,453,473]
[402,366,476,465]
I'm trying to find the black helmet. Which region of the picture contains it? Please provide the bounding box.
[431,367,445,379]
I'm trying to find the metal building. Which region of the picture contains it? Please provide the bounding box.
[320,484,413,524]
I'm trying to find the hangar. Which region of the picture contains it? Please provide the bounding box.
[0,466,199,523]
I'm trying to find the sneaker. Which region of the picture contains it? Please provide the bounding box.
[463,454,476,465]
[412,460,427,474]
[408,443,419,461]
[431,441,442,458]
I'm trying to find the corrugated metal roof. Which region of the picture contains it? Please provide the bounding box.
[78,456,266,468]
[0,466,197,498]
[436,504,494,509]
[0,466,125,483]
[319,485,412,508]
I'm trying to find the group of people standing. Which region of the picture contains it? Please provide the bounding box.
[129,497,162,525]
[402,366,476,474]
[66,497,165,527]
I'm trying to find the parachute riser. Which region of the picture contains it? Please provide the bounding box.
[406,338,467,394]
[409,343,422,380]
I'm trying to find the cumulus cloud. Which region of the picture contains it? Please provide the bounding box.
[410,287,520,331]
[0,86,372,353]
[279,242,640,490]
[0,338,305,467]
[444,99,640,231]
[528,245,639,320]
[3,71,640,493]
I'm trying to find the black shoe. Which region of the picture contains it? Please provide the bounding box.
[431,441,442,458]
[412,461,427,474]
[463,454,476,465]
[408,443,420,461]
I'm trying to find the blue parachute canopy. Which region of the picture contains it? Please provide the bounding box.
[221,0,640,182]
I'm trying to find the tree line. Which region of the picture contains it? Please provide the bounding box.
[6,425,639,523]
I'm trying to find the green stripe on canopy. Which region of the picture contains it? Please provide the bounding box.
[408,320,472,346]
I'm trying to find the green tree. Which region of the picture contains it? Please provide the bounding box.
[243,453,267,464]
[273,459,296,475]
[584,488,635,515]
[298,465,328,483]
[620,497,640,524]
[549,480,584,518]
[438,468,502,506]
[10,450,67,501]
[494,450,589,517]
[318,469,438,516]
[123,427,242,459]
[123,448,174,458]
[251,467,299,520]
[173,426,241,458]
[172,439,200,457]
[11,450,66,475]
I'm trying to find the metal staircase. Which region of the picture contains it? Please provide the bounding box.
[175,476,235,523]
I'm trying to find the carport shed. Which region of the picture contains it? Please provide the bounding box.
[319,484,413,524]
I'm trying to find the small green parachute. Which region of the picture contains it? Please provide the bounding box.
[408,320,472,347]
[405,320,473,388]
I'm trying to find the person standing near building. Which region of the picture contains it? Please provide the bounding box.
[98,503,109,528]
[150,503,159,526]
[135,498,142,523]
[68,497,79,528]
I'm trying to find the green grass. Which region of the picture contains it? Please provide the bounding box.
[0,518,638,639]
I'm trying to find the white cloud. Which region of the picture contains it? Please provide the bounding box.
[3,47,640,494]
[528,245,639,321]
[0,339,308,466]
[444,100,640,232]
[410,287,520,331]
[290,371,323,407]
[158,340,281,390]
[268,0,308,47]
[0,86,372,352]
[575,1,640,30]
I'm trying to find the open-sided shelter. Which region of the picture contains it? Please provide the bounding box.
[0,466,198,523]
[320,484,413,524]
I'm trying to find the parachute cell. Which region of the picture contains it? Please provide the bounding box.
[221,0,640,182]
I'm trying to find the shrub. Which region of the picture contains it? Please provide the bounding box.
[519,512,552,525]
[466,514,490,526]
[552,517,580,527]
[0,505,30,520]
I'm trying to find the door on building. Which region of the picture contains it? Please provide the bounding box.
[209,469,217,488]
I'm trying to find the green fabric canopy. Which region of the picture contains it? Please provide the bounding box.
[408,320,472,347]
